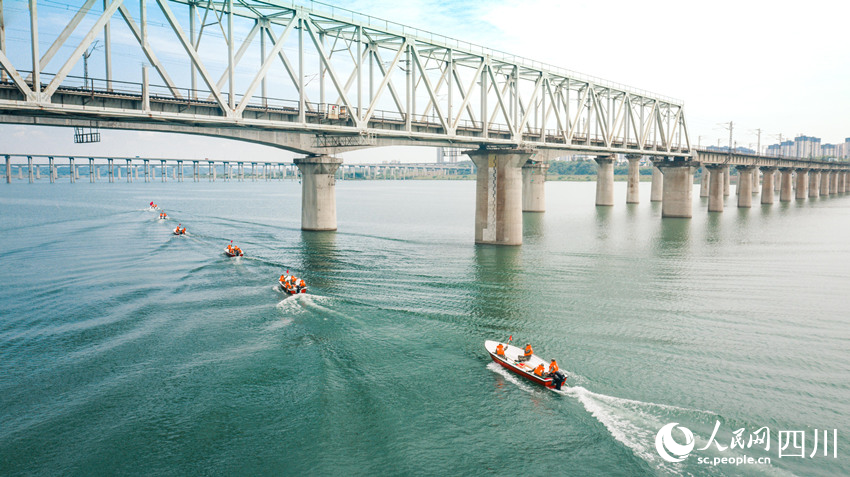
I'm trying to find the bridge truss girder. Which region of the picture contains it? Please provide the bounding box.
[0,0,690,157]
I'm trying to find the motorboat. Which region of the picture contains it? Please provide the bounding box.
[279,280,307,295]
[225,247,243,257]
[485,340,567,390]
[173,227,186,235]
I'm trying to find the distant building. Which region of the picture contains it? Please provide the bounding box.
[436,147,462,163]
[761,135,850,159]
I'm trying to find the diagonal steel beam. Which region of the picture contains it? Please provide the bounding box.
[410,43,449,133]
[207,20,260,101]
[517,73,543,136]
[235,16,295,116]
[25,0,97,82]
[118,4,182,99]
[370,43,406,118]
[303,15,360,127]
[263,23,313,110]
[157,0,231,116]
[451,59,484,129]
[44,0,124,99]
[0,50,34,98]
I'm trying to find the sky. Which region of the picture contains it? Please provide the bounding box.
[1,0,848,163]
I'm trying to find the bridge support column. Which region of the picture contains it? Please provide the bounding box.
[699,167,710,198]
[830,171,838,195]
[27,156,33,183]
[840,172,848,193]
[795,169,808,199]
[809,171,819,198]
[736,166,754,208]
[5,155,10,184]
[521,160,547,212]
[626,155,641,203]
[761,168,776,204]
[467,149,531,245]
[107,158,114,183]
[595,156,615,206]
[89,158,95,182]
[820,171,830,195]
[706,164,725,212]
[650,165,663,202]
[655,159,696,218]
[49,157,55,184]
[779,168,793,202]
[294,155,343,231]
[723,166,730,196]
[752,168,759,195]
[69,158,76,184]
[127,161,133,183]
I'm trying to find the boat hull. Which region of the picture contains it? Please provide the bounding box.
[484,340,555,388]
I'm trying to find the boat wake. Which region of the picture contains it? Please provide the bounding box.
[275,293,359,322]
[486,363,791,476]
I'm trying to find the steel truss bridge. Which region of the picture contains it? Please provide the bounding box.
[0,0,691,157]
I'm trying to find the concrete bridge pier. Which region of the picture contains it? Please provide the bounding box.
[820,171,830,196]
[595,156,615,206]
[723,166,731,196]
[108,158,114,183]
[193,161,199,182]
[294,155,343,231]
[779,168,793,202]
[706,164,725,212]
[736,166,754,208]
[127,161,133,183]
[840,172,848,193]
[69,158,76,183]
[522,160,548,212]
[89,158,95,183]
[650,165,663,202]
[761,168,776,204]
[49,157,55,184]
[626,155,641,203]
[795,169,808,199]
[4,155,9,184]
[655,159,696,218]
[809,171,820,198]
[251,163,257,181]
[699,167,710,198]
[830,171,838,194]
[752,168,760,195]
[466,148,532,245]
[775,170,782,191]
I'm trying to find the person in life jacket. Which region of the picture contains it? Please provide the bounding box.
[548,359,559,374]
[297,278,306,291]
[495,343,506,357]
[175,224,182,234]
[181,227,187,234]
[533,364,545,377]
[517,343,533,362]
[227,244,233,253]
[235,246,242,256]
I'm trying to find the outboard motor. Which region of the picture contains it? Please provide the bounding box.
[552,370,567,390]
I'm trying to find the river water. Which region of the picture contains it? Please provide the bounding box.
[1,178,848,476]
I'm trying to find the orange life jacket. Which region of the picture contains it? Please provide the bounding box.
[299,279,306,287]
[496,344,505,356]
[549,361,559,373]
[534,364,544,376]
[524,345,533,357]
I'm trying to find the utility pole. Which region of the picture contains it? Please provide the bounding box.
[82,40,100,90]
[754,128,762,155]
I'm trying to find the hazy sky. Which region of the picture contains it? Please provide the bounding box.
[2,0,848,163]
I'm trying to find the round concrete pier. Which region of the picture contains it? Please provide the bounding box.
[294,155,343,231]
[467,149,532,245]
[521,161,548,212]
[595,156,615,206]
